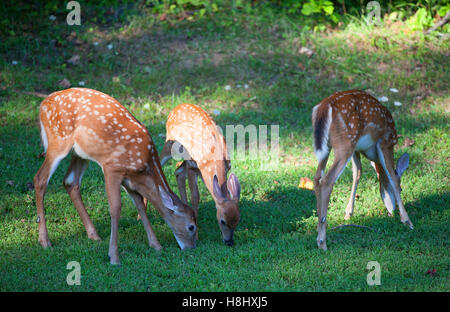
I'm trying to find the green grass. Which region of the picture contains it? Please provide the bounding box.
[0,3,449,291]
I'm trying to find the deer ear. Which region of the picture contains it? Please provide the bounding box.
[213,175,226,203]
[396,153,409,177]
[227,173,241,200]
[159,185,177,212]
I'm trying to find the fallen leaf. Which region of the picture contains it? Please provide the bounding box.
[297,63,305,70]
[298,47,314,57]
[160,13,167,21]
[298,177,314,190]
[273,180,279,184]
[67,31,77,41]
[403,137,415,148]
[57,78,71,88]
[67,54,80,65]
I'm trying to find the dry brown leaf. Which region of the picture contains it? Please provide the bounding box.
[403,137,415,148]
[298,177,314,190]
[57,78,71,88]
[67,54,80,65]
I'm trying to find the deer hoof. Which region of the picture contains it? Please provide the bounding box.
[403,220,414,230]
[109,256,121,265]
[317,239,328,251]
[39,237,52,248]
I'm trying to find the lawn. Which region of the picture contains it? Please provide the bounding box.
[0,1,449,291]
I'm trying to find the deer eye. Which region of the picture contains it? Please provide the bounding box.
[188,225,195,232]
[220,219,226,226]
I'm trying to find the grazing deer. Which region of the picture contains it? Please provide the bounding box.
[312,90,412,250]
[157,104,241,246]
[34,88,197,264]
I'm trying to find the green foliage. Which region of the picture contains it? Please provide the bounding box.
[148,0,220,20]
[300,0,341,31]
[407,7,435,30]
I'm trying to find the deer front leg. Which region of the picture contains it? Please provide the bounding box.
[160,140,174,167]
[345,152,361,220]
[187,168,200,214]
[104,170,123,265]
[124,187,162,251]
[175,162,188,205]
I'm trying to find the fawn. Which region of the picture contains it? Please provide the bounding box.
[157,104,241,246]
[34,88,197,264]
[312,90,412,250]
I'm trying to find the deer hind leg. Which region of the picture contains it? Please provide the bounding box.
[316,148,353,250]
[124,186,162,251]
[376,142,413,229]
[34,149,69,248]
[314,154,329,231]
[345,152,362,220]
[63,154,100,241]
[175,161,188,205]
